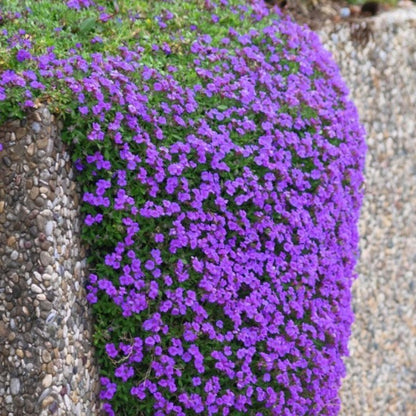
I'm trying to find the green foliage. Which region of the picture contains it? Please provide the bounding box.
[0,0,250,122]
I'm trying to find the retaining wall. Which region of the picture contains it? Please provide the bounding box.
[319,7,416,416]
[1,6,416,416]
[0,107,99,415]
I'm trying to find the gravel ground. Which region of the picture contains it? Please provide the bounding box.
[319,7,416,416]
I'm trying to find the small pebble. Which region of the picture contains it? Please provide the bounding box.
[10,378,20,395]
[340,7,351,18]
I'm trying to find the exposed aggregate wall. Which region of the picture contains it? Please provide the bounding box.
[319,7,416,416]
[0,6,415,416]
[0,107,99,415]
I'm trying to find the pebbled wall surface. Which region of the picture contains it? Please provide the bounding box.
[319,6,416,416]
[0,107,99,415]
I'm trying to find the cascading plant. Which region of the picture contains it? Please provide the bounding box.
[0,0,366,414]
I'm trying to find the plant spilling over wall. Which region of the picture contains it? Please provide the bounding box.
[0,0,366,414]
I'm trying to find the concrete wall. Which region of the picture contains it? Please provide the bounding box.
[0,107,99,415]
[319,7,416,416]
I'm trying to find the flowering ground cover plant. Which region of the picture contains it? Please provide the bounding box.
[0,0,366,414]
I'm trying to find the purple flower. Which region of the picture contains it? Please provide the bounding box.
[84,213,103,225]
[66,0,92,10]
[102,403,115,416]
[114,363,134,382]
[105,343,118,359]
[79,106,89,115]
[16,49,32,62]
[100,377,117,400]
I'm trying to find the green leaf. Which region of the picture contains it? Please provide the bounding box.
[79,17,96,34]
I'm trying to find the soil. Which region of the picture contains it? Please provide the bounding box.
[273,0,400,29]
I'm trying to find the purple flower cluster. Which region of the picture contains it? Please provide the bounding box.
[0,0,366,414]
